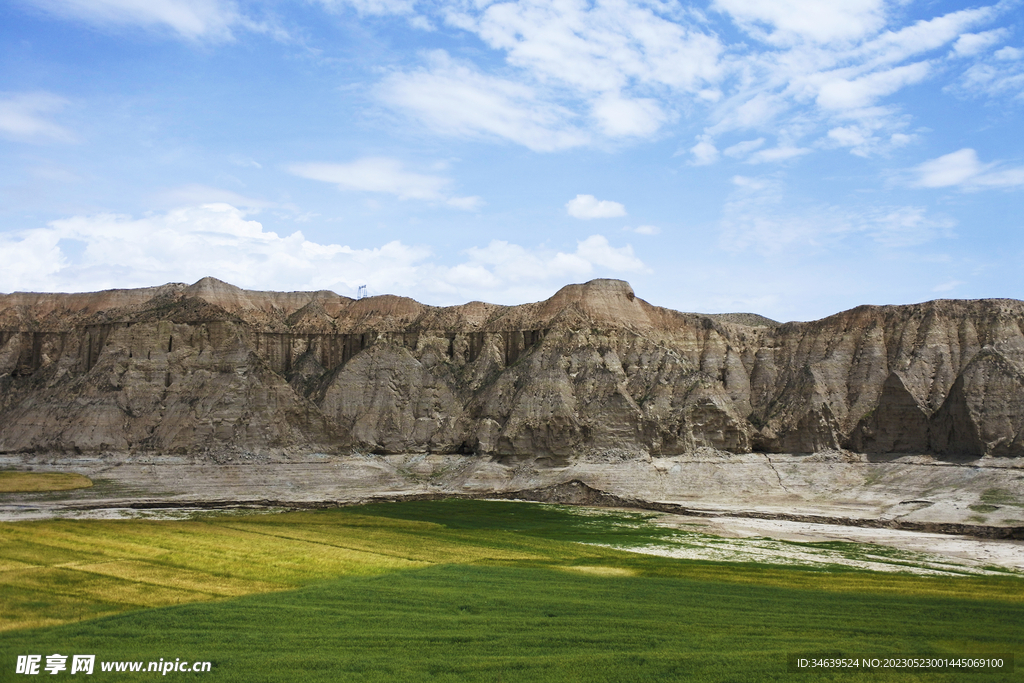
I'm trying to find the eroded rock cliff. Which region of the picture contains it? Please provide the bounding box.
[2,277,1023,458]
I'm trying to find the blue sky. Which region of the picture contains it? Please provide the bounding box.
[2,0,1023,321]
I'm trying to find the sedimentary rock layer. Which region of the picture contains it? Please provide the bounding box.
[2,277,1023,458]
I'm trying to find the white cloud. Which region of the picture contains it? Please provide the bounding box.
[952,29,1009,57]
[377,51,589,152]
[590,94,667,138]
[720,175,954,253]
[866,6,998,63]
[957,62,1024,100]
[911,148,1024,189]
[457,241,585,284]
[0,226,66,291]
[378,1,724,147]
[445,195,485,211]
[690,137,720,166]
[0,204,646,305]
[458,235,644,285]
[950,43,1024,100]
[867,206,956,248]
[24,0,243,40]
[575,235,645,271]
[707,92,785,135]
[890,133,914,147]
[723,138,765,158]
[625,225,661,235]
[315,0,413,16]
[158,184,276,209]
[0,203,414,293]
[368,1,1015,162]
[815,62,932,110]
[911,148,987,188]
[0,92,73,142]
[289,158,445,200]
[566,194,627,219]
[824,112,916,157]
[456,0,724,95]
[744,145,811,164]
[696,2,1005,160]
[933,279,965,292]
[287,157,482,209]
[713,0,887,45]
[229,155,262,169]
[827,126,870,148]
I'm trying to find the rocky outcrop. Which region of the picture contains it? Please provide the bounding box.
[2,277,1024,458]
[849,372,931,454]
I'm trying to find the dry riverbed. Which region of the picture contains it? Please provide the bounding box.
[1,448,1022,577]
[629,513,1024,575]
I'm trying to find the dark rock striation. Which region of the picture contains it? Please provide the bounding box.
[2,277,1024,458]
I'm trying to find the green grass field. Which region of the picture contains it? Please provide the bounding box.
[0,500,1021,681]
[0,472,92,493]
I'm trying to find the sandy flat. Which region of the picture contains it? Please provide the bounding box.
[631,514,1024,575]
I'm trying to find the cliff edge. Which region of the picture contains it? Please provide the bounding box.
[2,278,1023,459]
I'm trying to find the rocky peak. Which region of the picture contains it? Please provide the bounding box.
[538,279,651,330]
[183,276,346,317]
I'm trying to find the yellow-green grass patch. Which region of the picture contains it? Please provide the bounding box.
[0,557,41,572]
[0,471,92,492]
[560,565,637,577]
[0,588,126,631]
[1,566,208,609]
[2,500,1023,637]
[0,511,576,632]
[67,560,280,596]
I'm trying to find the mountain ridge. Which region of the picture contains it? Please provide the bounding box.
[2,277,1023,459]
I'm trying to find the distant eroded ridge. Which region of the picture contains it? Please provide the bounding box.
[2,277,1023,458]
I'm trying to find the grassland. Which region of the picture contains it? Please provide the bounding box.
[0,471,92,493]
[0,500,1021,681]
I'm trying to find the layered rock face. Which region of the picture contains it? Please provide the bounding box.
[2,277,1023,458]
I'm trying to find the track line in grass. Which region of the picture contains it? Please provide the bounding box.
[203,520,438,566]
[65,559,281,596]
[1,566,212,608]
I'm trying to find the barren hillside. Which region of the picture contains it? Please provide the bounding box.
[2,277,1023,459]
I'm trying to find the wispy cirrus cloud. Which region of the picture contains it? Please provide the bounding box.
[287,156,483,210]
[721,174,955,253]
[157,184,279,210]
[910,148,1024,189]
[314,0,414,16]
[372,0,1014,166]
[624,225,660,236]
[0,92,73,142]
[952,28,1011,57]
[694,3,1004,160]
[381,1,723,149]
[21,0,247,40]
[948,44,1024,101]
[377,51,589,152]
[712,0,888,46]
